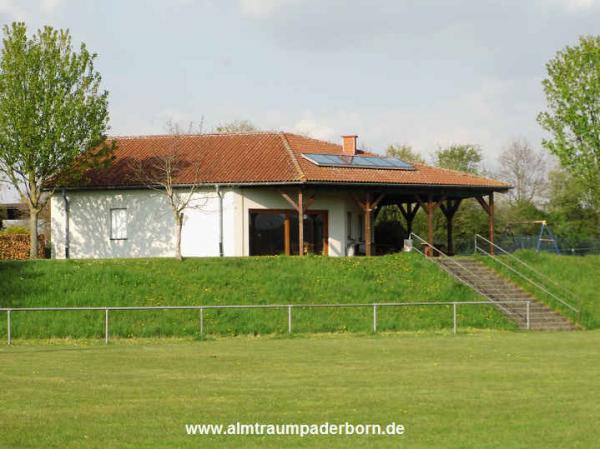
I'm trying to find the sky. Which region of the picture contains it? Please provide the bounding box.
[0,0,598,169]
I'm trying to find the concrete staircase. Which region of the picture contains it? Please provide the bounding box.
[437,257,577,331]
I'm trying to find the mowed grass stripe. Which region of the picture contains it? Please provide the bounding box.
[0,332,598,449]
[0,254,514,338]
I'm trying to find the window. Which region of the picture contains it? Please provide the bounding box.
[249,209,329,256]
[6,207,19,220]
[249,211,286,256]
[110,208,127,240]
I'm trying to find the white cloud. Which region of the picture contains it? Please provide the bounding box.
[562,0,599,10]
[40,0,67,14]
[291,114,336,141]
[259,75,544,169]
[540,0,600,12]
[238,0,298,18]
[0,0,27,20]
[0,0,68,20]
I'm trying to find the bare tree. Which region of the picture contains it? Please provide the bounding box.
[498,139,549,204]
[214,119,258,133]
[129,122,205,260]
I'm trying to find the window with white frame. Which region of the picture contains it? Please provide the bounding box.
[110,208,128,240]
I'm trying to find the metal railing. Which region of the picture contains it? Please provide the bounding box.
[474,234,579,313]
[0,300,531,345]
[409,232,515,316]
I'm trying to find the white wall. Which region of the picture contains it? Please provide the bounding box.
[0,175,21,203]
[51,188,240,259]
[181,188,239,257]
[51,187,361,259]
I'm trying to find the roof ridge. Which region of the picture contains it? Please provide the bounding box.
[283,132,343,149]
[279,132,306,181]
[109,131,279,140]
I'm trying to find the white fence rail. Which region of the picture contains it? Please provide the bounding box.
[1,301,531,345]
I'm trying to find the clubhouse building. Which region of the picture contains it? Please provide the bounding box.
[50,132,509,259]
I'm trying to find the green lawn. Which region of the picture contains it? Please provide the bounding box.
[479,251,600,328]
[1,332,598,449]
[0,254,514,339]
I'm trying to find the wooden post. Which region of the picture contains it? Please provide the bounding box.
[298,189,304,256]
[439,199,462,256]
[279,190,317,256]
[416,195,444,257]
[353,192,385,257]
[284,214,290,256]
[365,192,372,256]
[427,195,434,256]
[488,192,495,256]
[447,217,453,255]
[475,193,495,256]
[398,202,420,237]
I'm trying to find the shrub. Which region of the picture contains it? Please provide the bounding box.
[0,225,30,235]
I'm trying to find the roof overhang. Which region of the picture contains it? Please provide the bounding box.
[50,180,510,195]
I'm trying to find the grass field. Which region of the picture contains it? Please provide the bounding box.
[0,254,514,339]
[479,251,599,328]
[1,332,599,449]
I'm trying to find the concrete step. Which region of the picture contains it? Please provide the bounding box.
[437,257,576,331]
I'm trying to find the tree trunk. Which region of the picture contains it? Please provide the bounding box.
[175,212,183,261]
[29,208,39,259]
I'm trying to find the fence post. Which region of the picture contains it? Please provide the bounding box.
[7,310,11,345]
[373,304,378,333]
[526,301,530,330]
[452,302,457,335]
[288,306,292,335]
[200,308,204,337]
[104,308,109,345]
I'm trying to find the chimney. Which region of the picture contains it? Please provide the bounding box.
[342,135,358,155]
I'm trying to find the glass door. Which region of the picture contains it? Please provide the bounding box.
[249,210,328,256]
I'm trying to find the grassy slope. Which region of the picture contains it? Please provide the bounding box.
[0,254,513,338]
[480,251,599,329]
[1,332,599,449]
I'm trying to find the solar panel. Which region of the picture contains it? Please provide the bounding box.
[302,153,414,170]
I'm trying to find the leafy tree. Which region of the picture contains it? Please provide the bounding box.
[0,23,111,258]
[434,144,482,173]
[214,119,258,133]
[546,169,598,248]
[385,144,425,164]
[537,35,600,223]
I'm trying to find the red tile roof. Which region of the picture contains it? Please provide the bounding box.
[75,132,510,190]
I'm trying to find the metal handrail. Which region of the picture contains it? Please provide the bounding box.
[474,234,571,294]
[409,232,516,316]
[474,234,579,313]
[0,301,530,312]
[1,300,531,345]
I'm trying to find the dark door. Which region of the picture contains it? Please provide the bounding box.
[249,210,328,256]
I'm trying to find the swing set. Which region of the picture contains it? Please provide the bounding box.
[504,220,560,254]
